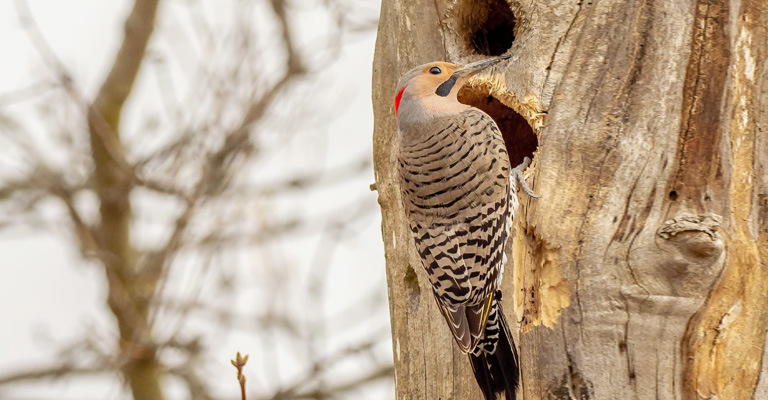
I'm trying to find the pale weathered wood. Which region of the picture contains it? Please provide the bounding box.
[372,1,480,398]
[373,0,768,399]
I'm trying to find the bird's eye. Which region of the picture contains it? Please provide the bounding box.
[429,66,442,75]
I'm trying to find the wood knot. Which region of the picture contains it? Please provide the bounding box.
[657,212,722,240]
[657,212,723,259]
[641,212,726,297]
[403,264,421,309]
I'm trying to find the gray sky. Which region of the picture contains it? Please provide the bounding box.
[0,1,390,398]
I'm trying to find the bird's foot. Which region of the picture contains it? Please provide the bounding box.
[512,157,540,199]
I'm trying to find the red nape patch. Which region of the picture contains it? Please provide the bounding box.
[394,86,407,117]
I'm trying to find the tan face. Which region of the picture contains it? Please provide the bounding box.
[394,62,462,118]
[394,55,510,122]
[395,55,510,107]
[408,62,460,98]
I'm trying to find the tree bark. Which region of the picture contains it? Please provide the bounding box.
[372,0,768,399]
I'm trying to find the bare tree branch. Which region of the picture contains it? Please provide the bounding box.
[0,81,55,106]
[0,1,389,400]
[229,157,372,197]
[146,0,313,280]
[0,364,108,386]
[267,340,390,400]
[285,366,395,400]
[13,0,133,175]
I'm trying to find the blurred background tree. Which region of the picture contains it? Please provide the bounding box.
[0,0,392,399]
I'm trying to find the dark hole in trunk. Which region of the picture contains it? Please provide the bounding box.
[458,88,537,168]
[460,0,517,56]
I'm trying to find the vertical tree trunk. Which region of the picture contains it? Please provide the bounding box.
[88,1,164,399]
[372,0,768,399]
[372,2,481,397]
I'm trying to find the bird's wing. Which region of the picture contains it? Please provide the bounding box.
[402,109,512,352]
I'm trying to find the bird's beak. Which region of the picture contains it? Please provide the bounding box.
[453,55,511,78]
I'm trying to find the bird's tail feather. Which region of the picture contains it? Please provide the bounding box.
[469,303,519,400]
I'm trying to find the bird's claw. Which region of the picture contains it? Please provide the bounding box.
[512,157,540,199]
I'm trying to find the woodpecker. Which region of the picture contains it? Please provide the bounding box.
[394,55,537,400]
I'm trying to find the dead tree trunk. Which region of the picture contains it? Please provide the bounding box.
[372,0,768,399]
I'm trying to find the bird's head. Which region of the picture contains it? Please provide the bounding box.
[393,55,510,130]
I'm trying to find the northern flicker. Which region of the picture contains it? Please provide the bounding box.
[394,55,537,400]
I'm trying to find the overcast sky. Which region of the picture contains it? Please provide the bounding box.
[0,1,389,399]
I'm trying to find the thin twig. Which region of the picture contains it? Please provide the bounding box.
[231,352,249,400]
